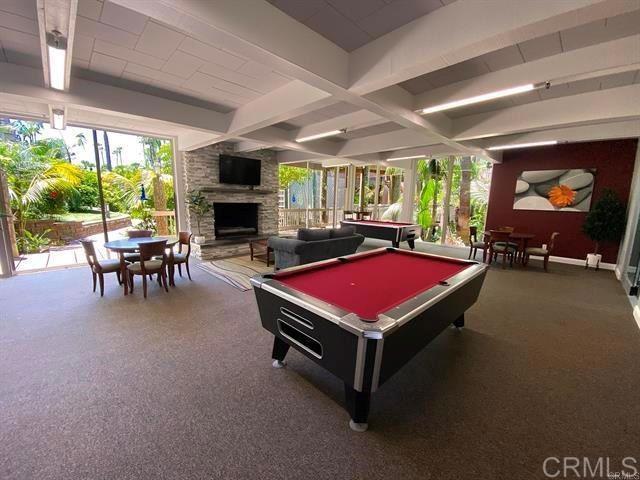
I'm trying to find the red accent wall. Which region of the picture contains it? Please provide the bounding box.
[485,139,638,263]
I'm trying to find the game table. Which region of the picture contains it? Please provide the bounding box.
[340,219,422,249]
[251,248,488,431]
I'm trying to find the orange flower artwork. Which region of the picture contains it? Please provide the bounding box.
[548,184,576,207]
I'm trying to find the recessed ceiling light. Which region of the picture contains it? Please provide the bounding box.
[296,129,346,143]
[419,83,541,115]
[47,31,67,91]
[487,140,558,151]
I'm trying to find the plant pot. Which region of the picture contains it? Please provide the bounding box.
[586,253,602,268]
[193,235,206,244]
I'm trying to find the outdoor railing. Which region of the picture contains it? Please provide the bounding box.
[278,205,394,231]
[151,210,177,235]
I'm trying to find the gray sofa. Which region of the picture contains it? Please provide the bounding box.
[268,227,364,270]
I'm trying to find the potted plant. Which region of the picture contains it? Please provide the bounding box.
[582,189,626,269]
[187,189,211,244]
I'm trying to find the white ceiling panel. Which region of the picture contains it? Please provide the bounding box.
[477,45,524,72]
[99,1,147,35]
[161,50,203,79]
[178,37,245,70]
[356,0,444,39]
[77,0,103,21]
[76,15,138,48]
[125,62,183,87]
[0,9,39,36]
[73,34,95,62]
[90,51,126,77]
[268,0,325,22]
[304,4,371,52]
[326,0,386,22]
[134,21,184,61]
[0,0,37,20]
[92,39,164,69]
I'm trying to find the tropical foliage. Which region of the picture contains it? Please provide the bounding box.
[0,120,175,253]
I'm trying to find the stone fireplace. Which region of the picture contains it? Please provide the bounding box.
[183,142,279,260]
[213,202,259,238]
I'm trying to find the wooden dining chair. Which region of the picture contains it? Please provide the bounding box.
[127,239,169,298]
[80,239,122,297]
[487,230,517,269]
[523,232,560,271]
[124,229,153,262]
[468,226,488,261]
[172,231,193,281]
[359,211,372,220]
[343,210,355,220]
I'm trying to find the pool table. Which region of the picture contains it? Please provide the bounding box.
[340,219,422,249]
[251,248,488,431]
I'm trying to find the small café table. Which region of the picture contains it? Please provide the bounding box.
[104,236,179,295]
[484,231,536,264]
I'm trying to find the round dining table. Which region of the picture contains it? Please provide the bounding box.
[104,236,179,295]
[483,231,535,264]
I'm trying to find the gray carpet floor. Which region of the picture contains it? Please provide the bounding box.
[1,242,638,479]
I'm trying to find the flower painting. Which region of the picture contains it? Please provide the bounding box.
[513,169,595,211]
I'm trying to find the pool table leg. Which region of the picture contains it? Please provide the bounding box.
[345,384,370,432]
[407,238,415,250]
[453,314,465,329]
[271,336,290,368]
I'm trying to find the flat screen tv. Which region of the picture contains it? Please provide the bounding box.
[219,154,261,186]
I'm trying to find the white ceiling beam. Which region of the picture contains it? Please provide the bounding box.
[292,110,385,141]
[453,84,640,140]
[244,126,339,157]
[235,140,270,153]
[349,0,639,95]
[36,0,78,91]
[222,80,334,139]
[0,62,228,135]
[382,144,467,161]
[415,36,640,110]
[336,128,441,157]
[470,119,640,149]
[109,0,350,90]
[109,0,474,155]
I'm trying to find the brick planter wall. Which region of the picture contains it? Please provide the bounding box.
[21,215,132,243]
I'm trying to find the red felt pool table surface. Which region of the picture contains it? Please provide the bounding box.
[274,250,469,320]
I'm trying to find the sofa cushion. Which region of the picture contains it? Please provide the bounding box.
[297,228,331,241]
[330,226,356,238]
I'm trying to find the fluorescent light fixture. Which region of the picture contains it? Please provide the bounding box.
[296,129,346,143]
[419,84,537,115]
[387,154,426,161]
[51,109,65,130]
[47,31,67,91]
[487,140,558,151]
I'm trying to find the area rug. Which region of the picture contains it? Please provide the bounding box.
[196,255,274,291]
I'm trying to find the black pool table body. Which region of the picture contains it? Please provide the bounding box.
[340,219,422,249]
[251,248,488,431]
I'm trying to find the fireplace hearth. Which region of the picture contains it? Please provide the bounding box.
[213,203,258,238]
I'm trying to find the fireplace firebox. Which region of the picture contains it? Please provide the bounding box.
[213,203,258,238]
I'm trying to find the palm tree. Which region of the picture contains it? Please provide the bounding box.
[0,142,82,240]
[112,146,123,166]
[76,132,87,150]
[102,131,113,171]
[141,137,169,234]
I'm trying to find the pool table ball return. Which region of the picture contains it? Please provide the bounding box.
[251,248,488,431]
[340,219,422,249]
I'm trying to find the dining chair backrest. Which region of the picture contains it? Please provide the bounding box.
[360,211,372,220]
[489,230,512,245]
[495,226,514,233]
[127,229,153,238]
[548,232,560,252]
[178,231,192,255]
[138,239,167,262]
[470,226,478,243]
[344,210,354,219]
[80,239,98,268]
